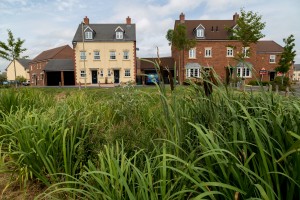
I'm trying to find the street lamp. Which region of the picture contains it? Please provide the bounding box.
[81,21,86,88]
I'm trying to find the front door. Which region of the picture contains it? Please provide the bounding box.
[92,70,98,84]
[269,72,275,81]
[114,70,120,83]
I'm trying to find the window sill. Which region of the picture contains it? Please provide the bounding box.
[93,59,101,61]
[123,59,130,61]
[226,56,234,58]
[109,59,117,61]
[189,58,196,59]
[204,56,212,58]
[124,76,131,78]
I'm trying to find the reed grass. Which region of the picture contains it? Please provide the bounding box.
[0,71,299,199]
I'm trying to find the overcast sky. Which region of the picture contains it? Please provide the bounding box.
[0,0,299,72]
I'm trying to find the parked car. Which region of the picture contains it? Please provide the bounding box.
[146,74,159,84]
[22,80,30,86]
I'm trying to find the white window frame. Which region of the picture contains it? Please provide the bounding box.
[124,69,131,77]
[237,67,251,78]
[108,69,112,77]
[94,51,100,60]
[80,70,86,78]
[226,47,234,57]
[85,32,93,40]
[116,32,123,39]
[189,48,196,59]
[196,29,204,38]
[80,51,86,60]
[269,55,276,63]
[123,51,129,60]
[110,51,116,60]
[242,47,250,58]
[186,68,200,78]
[205,48,212,57]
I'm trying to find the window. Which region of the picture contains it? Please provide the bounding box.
[226,47,234,57]
[237,67,251,78]
[205,48,212,57]
[242,47,250,58]
[123,51,129,60]
[80,70,86,77]
[85,32,93,40]
[186,68,200,78]
[125,69,131,77]
[110,51,116,60]
[270,55,276,63]
[94,51,100,60]
[99,69,104,77]
[80,51,86,60]
[189,48,196,58]
[108,69,111,77]
[196,29,204,38]
[116,32,123,39]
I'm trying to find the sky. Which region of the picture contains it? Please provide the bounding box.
[0,0,299,72]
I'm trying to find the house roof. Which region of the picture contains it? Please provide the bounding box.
[256,41,283,53]
[72,24,136,42]
[44,59,74,71]
[31,45,72,63]
[294,64,300,71]
[139,57,175,70]
[18,59,32,69]
[175,20,235,40]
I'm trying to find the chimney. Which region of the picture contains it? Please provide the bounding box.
[83,16,89,25]
[233,13,239,23]
[179,12,185,23]
[126,16,131,25]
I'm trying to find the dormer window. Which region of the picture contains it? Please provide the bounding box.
[196,29,204,37]
[195,24,205,38]
[116,32,123,39]
[85,31,93,40]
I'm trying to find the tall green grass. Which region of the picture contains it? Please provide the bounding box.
[0,74,299,199]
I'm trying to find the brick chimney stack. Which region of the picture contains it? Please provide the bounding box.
[126,16,131,24]
[83,16,89,25]
[179,12,185,23]
[233,13,239,23]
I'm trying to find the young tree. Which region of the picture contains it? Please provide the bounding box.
[228,9,266,87]
[0,29,27,85]
[275,34,296,78]
[166,24,196,84]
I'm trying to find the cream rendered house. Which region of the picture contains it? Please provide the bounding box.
[72,16,136,85]
[6,59,31,81]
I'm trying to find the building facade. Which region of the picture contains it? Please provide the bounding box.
[171,13,284,84]
[293,64,300,81]
[6,59,31,81]
[72,16,136,85]
[29,45,74,86]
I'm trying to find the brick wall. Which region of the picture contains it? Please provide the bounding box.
[172,41,281,84]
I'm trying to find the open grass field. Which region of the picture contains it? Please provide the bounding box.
[0,83,299,199]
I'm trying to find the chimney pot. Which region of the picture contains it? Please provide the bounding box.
[233,13,239,23]
[180,12,185,23]
[126,16,131,24]
[83,16,89,25]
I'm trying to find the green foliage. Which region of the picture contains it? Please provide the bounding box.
[0,73,7,82]
[166,24,196,51]
[0,75,300,199]
[248,80,270,86]
[276,35,296,74]
[229,8,266,47]
[15,76,26,83]
[0,30,27,62]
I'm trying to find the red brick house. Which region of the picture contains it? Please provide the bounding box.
[29,45,73,86]
[171,13,284,84]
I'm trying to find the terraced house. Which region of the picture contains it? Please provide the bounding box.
[72,16,136,85]
[172,13,284,84]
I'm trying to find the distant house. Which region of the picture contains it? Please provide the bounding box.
[171,12,284,84]
[6,59,32,81]
[29,45,74,86]
[137,57,175,84]
[293,64,300,81]
[72,16,136,85]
